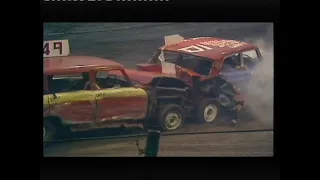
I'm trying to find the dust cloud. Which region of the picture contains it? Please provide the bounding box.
[245,25,274,126]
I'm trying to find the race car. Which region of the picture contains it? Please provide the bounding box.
[109,68,244,125]
[136,34,263,94]
[43,40,191,143]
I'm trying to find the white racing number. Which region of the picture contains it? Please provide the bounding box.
[178,40,247,53]
[178,44,213,53]
[43,40,70,58]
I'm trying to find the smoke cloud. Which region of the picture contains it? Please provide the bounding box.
[245,25,274,126]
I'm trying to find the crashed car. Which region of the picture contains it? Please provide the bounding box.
[43,40,190,143]
[110,68,244,125]
[136,34,263,94]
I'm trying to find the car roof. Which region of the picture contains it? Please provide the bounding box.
[161,37,257,61]
[44,56,124,75]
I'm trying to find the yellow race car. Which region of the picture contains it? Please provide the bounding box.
[43,40,189,143]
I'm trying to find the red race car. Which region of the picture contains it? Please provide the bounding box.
[136,34,263,94]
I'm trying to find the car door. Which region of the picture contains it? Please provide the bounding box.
[47,91,96,123]
[94,70,148,122]
[46,74,97,124]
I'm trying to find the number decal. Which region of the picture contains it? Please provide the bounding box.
[43,42,63,56]
[43,42,50,56]
[53,42,63,55]
[43,39,70,58]
[178,40,247,53]
[178,44,212,53]
[197,44,213,50]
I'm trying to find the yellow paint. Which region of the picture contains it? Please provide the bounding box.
[43,88,147,106]
[47,90,95,105]
[95,87,147,100]
[43,95,50,107]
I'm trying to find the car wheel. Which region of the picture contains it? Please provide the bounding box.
[157,104,185,132]
[43,120,56,146]
[197,99,220,124]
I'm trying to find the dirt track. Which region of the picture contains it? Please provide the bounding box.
[43,23,274,157]
[44,110,273,157]
[44,131,273,157]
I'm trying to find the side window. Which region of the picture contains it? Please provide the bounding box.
[242,49,260,68]
[96,70,131,89]
[163,51,182,63]
[222,53,241,69]
[48,73,84,93]
[177,55,198,67]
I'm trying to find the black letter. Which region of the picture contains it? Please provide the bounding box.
[43,42,50,56]
[53,42,62,54]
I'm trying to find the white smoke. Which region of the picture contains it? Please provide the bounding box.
[245,26,274,126]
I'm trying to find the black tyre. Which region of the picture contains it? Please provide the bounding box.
[43,120,56,146]
[196,98,220,124]
[157,104,185,132]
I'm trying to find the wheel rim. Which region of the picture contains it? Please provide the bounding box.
[164,112,182,130]
[204,104,218,122]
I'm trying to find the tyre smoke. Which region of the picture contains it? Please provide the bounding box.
[245,25,274,126]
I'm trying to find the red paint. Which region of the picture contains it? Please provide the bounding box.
[162,37,257,61]
[98,96,148,121]
[50,101,96,123]
[43,56,152,131]
[135,37,261,99]
[44,56,124,75]
[138,37,259,78]
[109,68,175,85]
[48,96,148,125]
[136,64,162,73]
[43,107,50,117]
